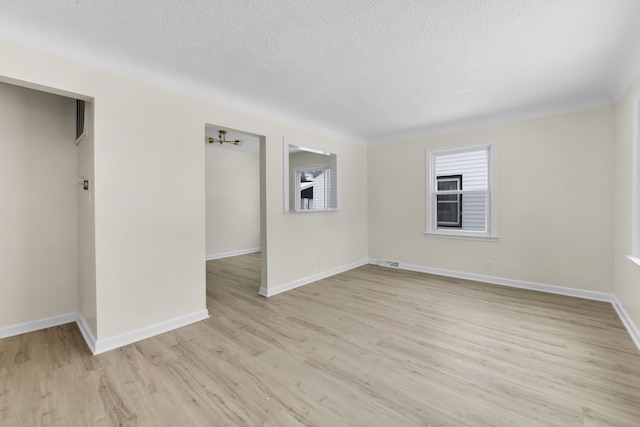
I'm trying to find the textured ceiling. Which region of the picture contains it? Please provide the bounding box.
[1,0,640,143]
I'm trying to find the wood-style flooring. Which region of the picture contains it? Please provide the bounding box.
[1,253,640,426]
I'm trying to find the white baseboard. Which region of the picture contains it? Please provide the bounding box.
[611,295,640,351]
[92,309,209,355]
[369,258,640,352]
[259,259,369,297]
[1,309,209,355]
[206,247,260,261]
[0,312,77,339]
[370,259,614,302]
[76,312,97,354]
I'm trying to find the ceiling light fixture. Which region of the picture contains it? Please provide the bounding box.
[208,130,240,146]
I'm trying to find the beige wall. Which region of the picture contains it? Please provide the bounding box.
[614,71,640,329]
[369,106,615,292]
[273,140,368,286]
[0,82,78,327]
[205,145,260,257]
[0,38,368,342]
[2,34,635,348]
[77,101,97,335]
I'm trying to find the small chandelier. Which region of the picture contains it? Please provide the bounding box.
[208,130,240,146]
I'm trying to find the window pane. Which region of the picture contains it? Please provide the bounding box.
[461,192,486,231]
[438,181,458,191]
[437,195,461,227]
[437,175,461,191]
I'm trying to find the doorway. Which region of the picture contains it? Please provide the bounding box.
[204,124,264,293]
[0,80,96,334]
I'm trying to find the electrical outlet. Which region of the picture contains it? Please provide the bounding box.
[485,260,493,270]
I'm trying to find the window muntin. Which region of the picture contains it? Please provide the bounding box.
[426,143,497,239]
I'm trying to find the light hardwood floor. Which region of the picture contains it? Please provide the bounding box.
[1,253,640,426]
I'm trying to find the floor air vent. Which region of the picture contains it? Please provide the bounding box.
[379,260,400,268]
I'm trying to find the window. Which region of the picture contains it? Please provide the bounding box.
[437,175,462,227]
[426,142,497,240]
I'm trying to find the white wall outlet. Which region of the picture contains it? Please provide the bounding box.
[485,260,493,270]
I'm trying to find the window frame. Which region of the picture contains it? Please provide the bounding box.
[425,141,498,241]
[436,174,463,228]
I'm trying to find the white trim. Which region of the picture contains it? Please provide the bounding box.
[631,93,640,257]
[92,309,209,355]
[611,295,640,351]
[626,255,640,268]
[0,310,209,355]
[368,258,640,352]
[206,247,260,261]
[283,138,290,213]
[0,312,77,339]
[259,259,368,297]
[76,312,97,354]
[287,208,340,214]
[423,232,498,242]
[2,272,639,354]
[373,259,613,301]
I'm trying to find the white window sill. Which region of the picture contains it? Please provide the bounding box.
[626,255,640,267]
[288,208,339,214]
[423,232,498,242]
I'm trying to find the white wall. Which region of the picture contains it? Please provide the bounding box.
[0,38,368,344]
[614,70,640,331]
[369,106,615,292]
[0,82,78,327]
[205,144,260,258]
